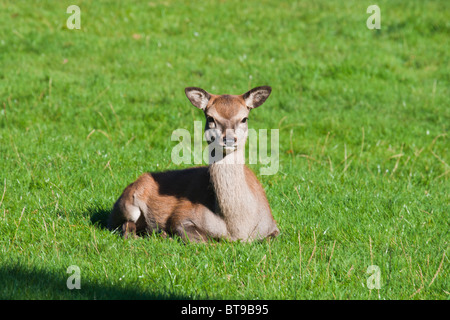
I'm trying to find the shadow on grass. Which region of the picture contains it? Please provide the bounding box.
[88,207,111,230]
[0,263,190,300]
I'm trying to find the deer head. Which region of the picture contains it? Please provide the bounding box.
[185,86,272,159]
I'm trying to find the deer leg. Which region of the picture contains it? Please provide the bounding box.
[122,221,137,239]
[175,222,208,243]
[268,226,280,238]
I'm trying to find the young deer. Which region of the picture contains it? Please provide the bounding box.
[107,86,279,242]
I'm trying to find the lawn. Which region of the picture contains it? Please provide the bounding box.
[0,0,448,299]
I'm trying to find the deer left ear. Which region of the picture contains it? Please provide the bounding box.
[242,86,272,109]
[185,87,211,110]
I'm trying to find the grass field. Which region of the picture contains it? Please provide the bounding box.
[0,0,448,299]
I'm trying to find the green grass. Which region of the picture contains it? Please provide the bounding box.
[0,0,448,299]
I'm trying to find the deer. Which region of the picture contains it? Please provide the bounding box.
[107,86,280,242]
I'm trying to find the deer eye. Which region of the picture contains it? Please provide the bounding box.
[241,117,248,123]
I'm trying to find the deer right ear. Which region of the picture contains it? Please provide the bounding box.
[185,87,211,110]
[242,86,272,109]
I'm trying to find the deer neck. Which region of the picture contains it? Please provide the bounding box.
[208,147,256,238]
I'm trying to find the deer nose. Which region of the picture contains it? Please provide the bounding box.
[223,136,237,146]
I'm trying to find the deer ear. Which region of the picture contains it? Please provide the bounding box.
[185,87,211,110]
[242,86,272,109]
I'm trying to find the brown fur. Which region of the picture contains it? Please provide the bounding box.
[107,86,279,242]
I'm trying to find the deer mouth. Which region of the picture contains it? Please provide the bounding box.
[223,145,237,152]
[222,137,238,153]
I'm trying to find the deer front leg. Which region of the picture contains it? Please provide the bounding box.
[268,225,280,238]
[122,221,137,239]
[174,221,208,243]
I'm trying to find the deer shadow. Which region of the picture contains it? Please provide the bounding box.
[88,207,111,230]
[1,263,190,299]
